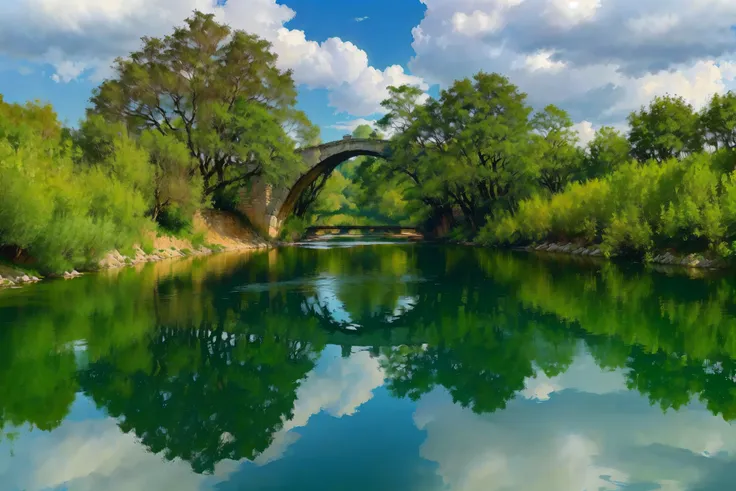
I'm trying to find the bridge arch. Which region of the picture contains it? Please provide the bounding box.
[238,138,391,237]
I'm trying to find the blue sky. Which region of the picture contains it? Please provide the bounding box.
[0,0,735,145]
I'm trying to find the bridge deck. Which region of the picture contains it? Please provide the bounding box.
[306,225,419,232]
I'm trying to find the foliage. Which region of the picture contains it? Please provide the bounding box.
[0,97,151,273]
[377,72,536,231]
[299,125,422,226]
[583,126,631,179]
[480,150,736,257]
[530,104,585,194]
[628,94,703,162]
[139,130,204,221]
[89,11,317,198]
[701,91,736,151]
[279,215,309,241]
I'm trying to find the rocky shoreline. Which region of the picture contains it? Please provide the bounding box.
[517,242,725,269]
[0,240,270,289]
[0,210,272,289]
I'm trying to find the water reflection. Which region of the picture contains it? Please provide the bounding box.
[1,245,736,489]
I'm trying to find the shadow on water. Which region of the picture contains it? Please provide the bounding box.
[2,243,736,489]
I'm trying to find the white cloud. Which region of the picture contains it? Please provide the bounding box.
[330,118,380,132]
[571,120,596,147]
[329,64,429,116]
[0,411,239,491]
[413,354,736,491]
[0,0,427,117]
[0,346,386,489]
[355,16,369,22]
[270,30,370,89]
[452,11,504,36]
[253,347,386,464]
[544,0,602,28]
[520,351,628,400]
[513,50,567,73]
[409,0,736,130]
[606,59,736,117]
[627,13,680,38]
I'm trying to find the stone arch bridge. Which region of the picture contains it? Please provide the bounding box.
[238,138,390,237]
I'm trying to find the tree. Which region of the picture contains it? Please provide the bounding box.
[701,91,736,151]
[530,104,584,194]
[90,11,316,199]
[351,124,378,140]
[628,94,703,162]
[0,98,150,272]
[80,323,321,474]
[583,126,631,179]
[436,72,534,228]
[377,85,427,135]
[139,130,204,221]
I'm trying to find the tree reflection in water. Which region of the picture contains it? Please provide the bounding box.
[2,245,736,474]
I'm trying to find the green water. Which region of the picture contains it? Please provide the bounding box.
[1,243,736,490]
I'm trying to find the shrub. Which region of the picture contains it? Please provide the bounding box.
[0,98,151,273]
[279,216,308,241]
[480,150,736,258]
[190,231,207,249]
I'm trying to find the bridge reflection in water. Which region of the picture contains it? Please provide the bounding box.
[303,225,423,241]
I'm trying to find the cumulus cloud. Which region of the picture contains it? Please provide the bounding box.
[251,346,386,465]
[409,0,736,139]
[0,0,427,117]
[330,118,381,133]
[329,64,429,116]
[413,354,736,491]
[0,346,386,489]
[0,409,239,491]
[570,120,597,147]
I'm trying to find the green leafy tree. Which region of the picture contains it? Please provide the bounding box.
[80,323,321,474]
[377,73,535,231]
[139,130,204,221]
[90,11,316,198]
[0,98,150,272]
[431,73,534,228]
[530,104,584,193]
[628,94,703,162]
[583,126,631,179]
[701,91,736,151]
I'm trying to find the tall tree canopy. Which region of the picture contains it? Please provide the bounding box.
[377,72,534,231]
[530,104,584,194]
[583,126,631,179]
[627,94,703,163]
[90,11,318,199]
[701,91,736,151]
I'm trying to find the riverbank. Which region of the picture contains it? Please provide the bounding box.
[0,210,271,288]
[450,238,727,271]
[513,242,725,269]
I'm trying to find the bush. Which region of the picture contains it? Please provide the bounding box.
[156,206,194,236]
[480,150,736,258]
[279,216,308,241]
[190,231,207,249]
[0,98,151,273]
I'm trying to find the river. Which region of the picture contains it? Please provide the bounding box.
[1,242,735,490]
